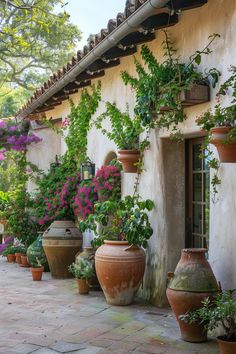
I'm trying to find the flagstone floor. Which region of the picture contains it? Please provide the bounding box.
[0,257,219,354]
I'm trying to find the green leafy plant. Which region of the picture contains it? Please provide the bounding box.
[2,245,18,256]
[179,290,236,342]
[80,195,154,248]
[94,102,149,151]
[68,259,94,280]
[64,82,101,162]
[121,31,220,136]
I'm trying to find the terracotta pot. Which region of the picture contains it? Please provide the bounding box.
[76,278,90,294]
[42,220,82,279]
[210,127,236,163]
[166,248,219,343]
[20,255,30,267]
[31,267,44,281]
[15,253,22,264]
[95,240,145,306]
[217,336,236,354]
[76,247,100,290]
[7,254,16,263]
[117,150,140,173]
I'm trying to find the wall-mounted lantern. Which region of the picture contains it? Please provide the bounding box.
[80,160,95,181]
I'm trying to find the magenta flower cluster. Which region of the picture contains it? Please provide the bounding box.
[38,173,81,226]
[0,119,42,160]
[73,184,97,220]
[93,165,121,201]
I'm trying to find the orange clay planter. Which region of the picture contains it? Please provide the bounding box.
[76,279,90,295]
[117,150,140,173]
[31,267,44,281]
[7,254,16,263]
[95,240,145,306]
[210,127,236,163]
[15,253,22,264]
[20,255,30,267]
[217,337,236,354]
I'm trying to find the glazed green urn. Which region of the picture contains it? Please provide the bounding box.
[27,232,49,271]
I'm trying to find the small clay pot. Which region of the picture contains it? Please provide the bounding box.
[15,253,22,264]
[217,336,236,354]
[31,267,44,281]
[20,255,30,267]
[117,150,140,173]
[7,254,16,263]
[77,278,89,294]
[210,127,236,163]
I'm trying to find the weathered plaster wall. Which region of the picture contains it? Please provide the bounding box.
[27,0,236,304]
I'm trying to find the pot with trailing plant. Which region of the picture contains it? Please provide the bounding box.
[121,31,220,137]
[80,195,154,305]
[69,259,94,295]
[30,257,44,281]
[197,66,236,163]
[94,103,149,173]
[179,289,236,354]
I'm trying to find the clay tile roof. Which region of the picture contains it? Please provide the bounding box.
[16,0,208,119]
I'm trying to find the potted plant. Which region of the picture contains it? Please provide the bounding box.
[79,195,154,305]
[30,257,44,281]
[14,245,26,264]
[179,289,236,354]
[121,31,220,137]
[2,245,17,262]
[94,103,149,173]
[69,259,94,295]
[197,66,236,163]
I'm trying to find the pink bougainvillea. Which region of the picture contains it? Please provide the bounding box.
[73,183,97,220]
[93,165,121,202]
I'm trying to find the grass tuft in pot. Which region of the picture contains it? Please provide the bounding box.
[69,259,94,295]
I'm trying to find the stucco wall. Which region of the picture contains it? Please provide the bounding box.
[27,0,236,305]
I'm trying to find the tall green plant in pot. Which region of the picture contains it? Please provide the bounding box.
[94,102,149,173]
[80,195,154,305]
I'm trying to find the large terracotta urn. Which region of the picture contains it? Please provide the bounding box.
[42,220,82,279]
[210,127,236,163]
[166,248,219,343]
[95,240,145,305]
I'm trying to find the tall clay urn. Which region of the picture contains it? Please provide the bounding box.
[166,248,219,343]
[42,220,82,279]
[95,240,145,305]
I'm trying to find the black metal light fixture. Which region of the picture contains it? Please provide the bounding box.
[50,155,60,172]
[80,160,95,181]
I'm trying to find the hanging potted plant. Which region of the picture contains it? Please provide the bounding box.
[80,195,154,305]
[94,103,149,173]
[197,66,236,163]
[121,31,220,137]
[69,259,94,295]
[179,289,236,354]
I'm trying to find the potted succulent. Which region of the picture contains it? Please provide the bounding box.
[197,66,236,163]
[69,259,94,295]
[79,195,154,305]
[94,102,149,173]
[179,289,236,354]
[30,257,44,281]
[121,31,220,137]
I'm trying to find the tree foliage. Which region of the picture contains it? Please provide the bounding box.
[0,0,81,90]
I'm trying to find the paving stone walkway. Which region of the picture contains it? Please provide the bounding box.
[0,257,219,354]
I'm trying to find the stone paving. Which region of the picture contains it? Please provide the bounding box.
[0,257,219,354]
